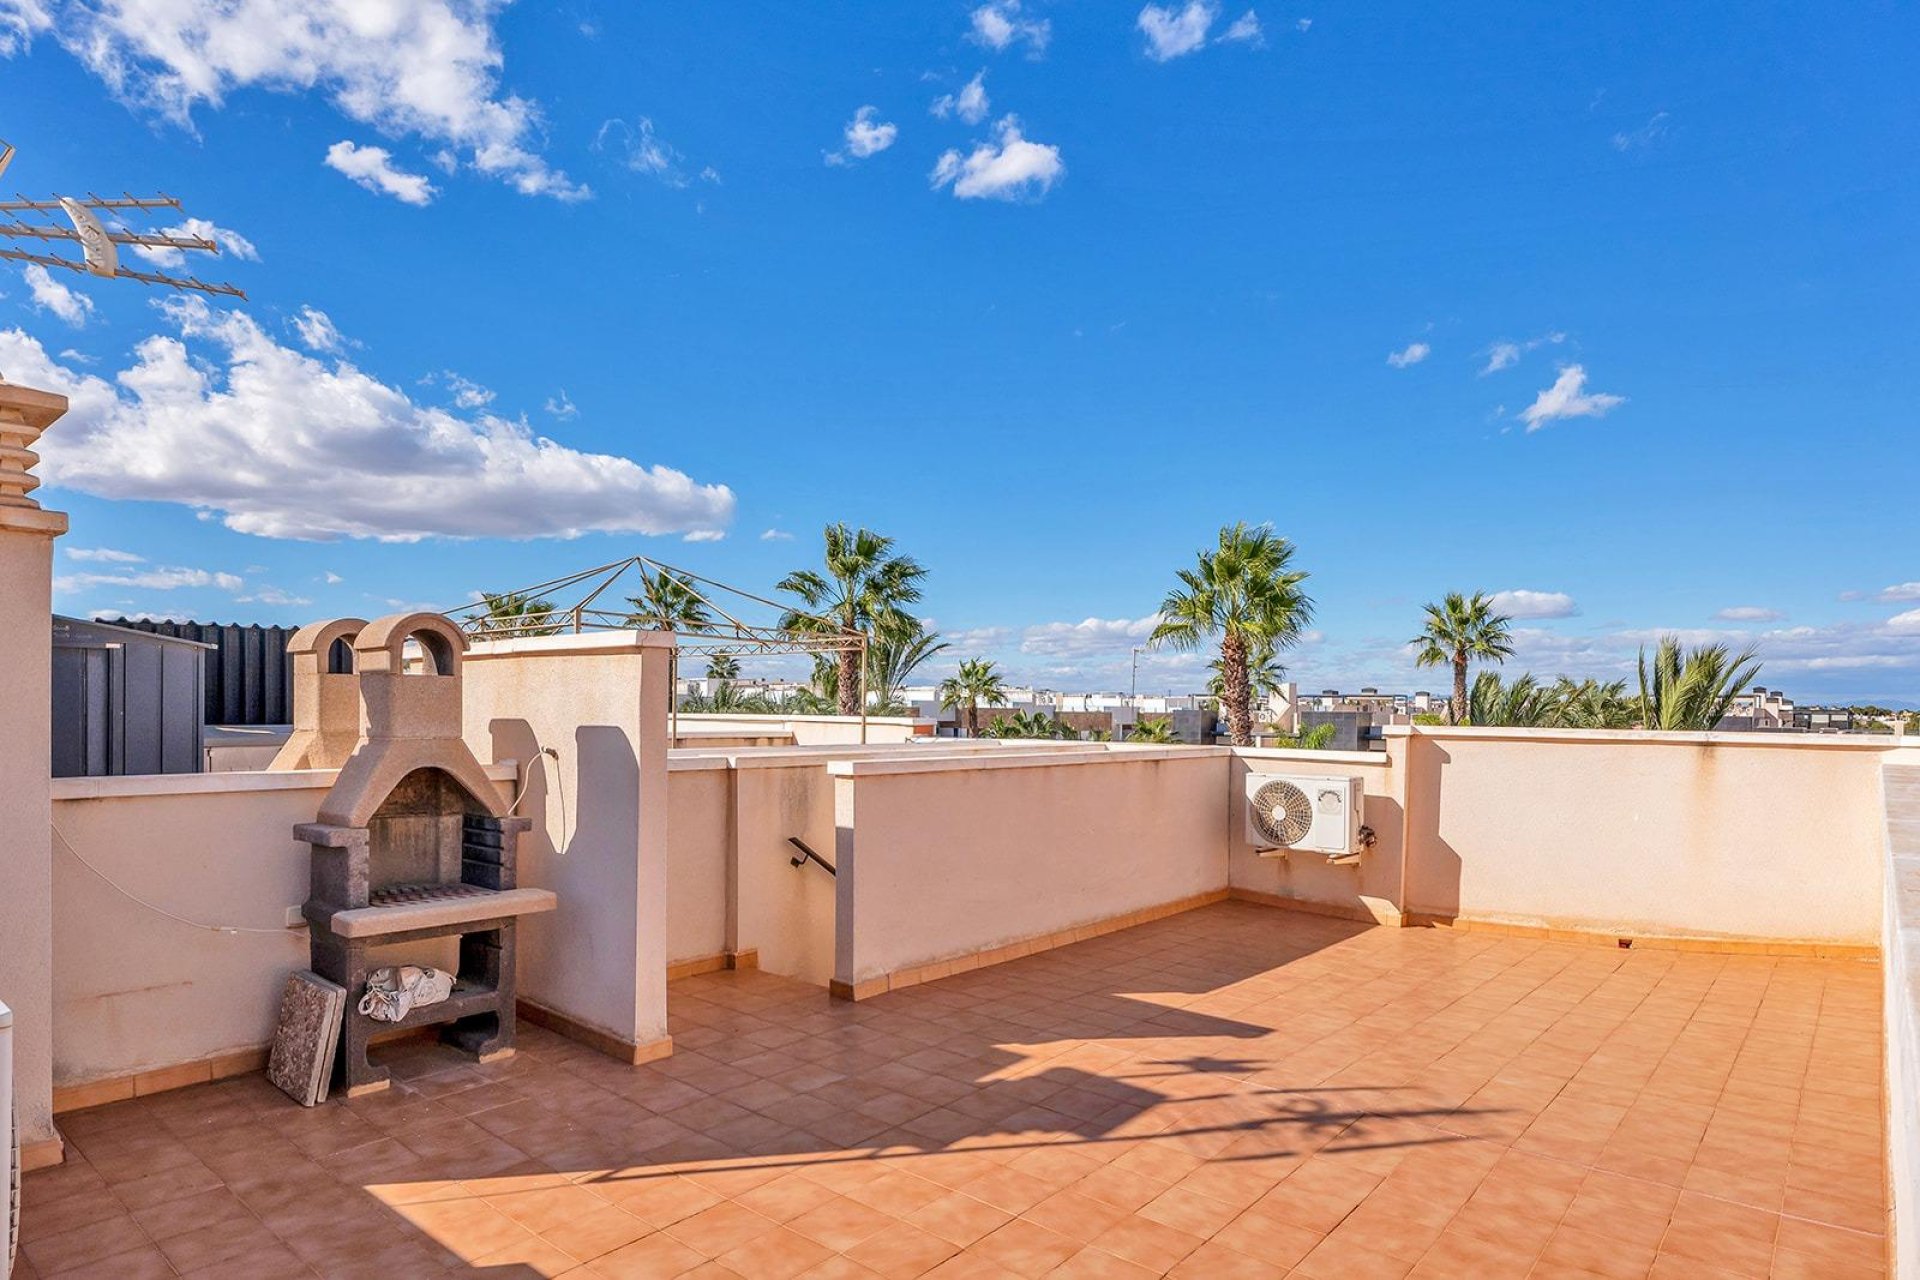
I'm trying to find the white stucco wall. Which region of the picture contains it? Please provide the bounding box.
[831,748,1230,986]
[674,713,931,745]
[1881,755,1920,1278]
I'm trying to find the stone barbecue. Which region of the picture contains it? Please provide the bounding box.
[293,612,553,1096]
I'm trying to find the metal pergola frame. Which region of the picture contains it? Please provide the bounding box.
[444,556,872,744]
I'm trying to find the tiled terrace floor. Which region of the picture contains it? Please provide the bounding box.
[19,903,1887,1279]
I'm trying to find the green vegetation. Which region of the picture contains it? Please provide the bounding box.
[1271,722,1338,750]
[1636,635,1762,731]
[939,658,1010,737]
[866,618,948,711]
[1127,716,1179,744]
[1411,591,1514,725]
[624,569,713,632]
[1151,523,1313,748]
[779,524,927,716]
[982,709,1078,740]
[474,590,562,636]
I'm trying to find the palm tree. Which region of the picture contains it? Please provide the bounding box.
[473,591,561,636]
[1151,524,1314,747]
[779,524,928,716]
[1411,592,1515,725]
[1272,722,1338,750]
[982,709,1063,739]
[1207,637,1288,710]
[1636,636,1763,731]
[939,658,1009,737]
[1127,716,1179,744]
[1553,677,1634,729]
[706,653,740,683]
[1466,671,1559,727]
[867,619,948,710]
[625,569,713,632]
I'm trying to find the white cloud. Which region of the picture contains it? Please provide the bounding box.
[931,70,990,125]
[65,546,145,563]
[1489,589,1578,620]
[1519,364,1624,432]
[1219,10,1263,45]
[682,529,725,543]
[1480,331,1564,375]
[1385,341,1429,368]
[0,298,735,542]
[128,217,259,268]
[594,117,714,188]
[1138,2,1216,60]
[1890,609,1920,632]
[1612,111,1670,152]
[291,306,348,353]
[237,585,312,606]
[8,0,584,201]
[1020,614,1161,658]
[827,106,898,165]
[1715,606,1785,623]
[969,0,1050,54]
[323,571,344,584]
[1876,583,1920,603]
[760,528,794,541]
[55,565,244,594]
[442,371,494,409]
[931,115,1064,201]
[324,140,437,205]
[544,389,578,419]
[22,264,92,326]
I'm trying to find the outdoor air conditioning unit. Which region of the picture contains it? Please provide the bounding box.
[2,998,16,1279]
[1245,773,1363,857]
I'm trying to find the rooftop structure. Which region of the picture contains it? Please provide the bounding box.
[1,378,1917,1280]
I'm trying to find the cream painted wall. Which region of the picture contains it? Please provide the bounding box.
[675,714,931,746]
[666,763,730,966]
[1226,747,1403,921]
[1398,727,1889,944]
[831,749,1230,986]
[464,632,675,1052]
[733,760,839,984]
[1882,758,1920,1278]
[47,767,514,1087]
[1,527,62,1146]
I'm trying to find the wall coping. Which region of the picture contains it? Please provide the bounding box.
[668,742,1110,774]
[468,631,677,658]
[1232,746,1391,767]
[827,745,1217,778]
[53,760,519,801]
[672,712,929,728]
[1383,724,1904,750]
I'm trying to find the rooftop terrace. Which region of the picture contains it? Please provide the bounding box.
[18,904,1886,1278]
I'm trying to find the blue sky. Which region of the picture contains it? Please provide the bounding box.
[4,1,1916,704]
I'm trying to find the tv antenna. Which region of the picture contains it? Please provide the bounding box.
[0,140,245,299]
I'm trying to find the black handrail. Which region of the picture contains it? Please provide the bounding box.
[787,836,837,876]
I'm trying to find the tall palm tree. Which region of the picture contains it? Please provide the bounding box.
[1150,523,1313,747]
[624,569,713,632]
[1637,636,1763,731]
[938,658,1009,737]
[706,652,740,683]
[473,591,561,636]
[867,619,949,710]
[1411,592,1515,725]
[778,524,928,716]
[1207,637,1288,719]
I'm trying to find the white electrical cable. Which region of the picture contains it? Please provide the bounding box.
[51,823,290,936]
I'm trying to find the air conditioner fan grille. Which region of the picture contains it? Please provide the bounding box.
[1250,779,1314,846]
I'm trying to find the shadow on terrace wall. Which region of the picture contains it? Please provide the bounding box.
[1401,734,1463,921]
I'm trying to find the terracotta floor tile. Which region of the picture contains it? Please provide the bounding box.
[15,907,1894,1280]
